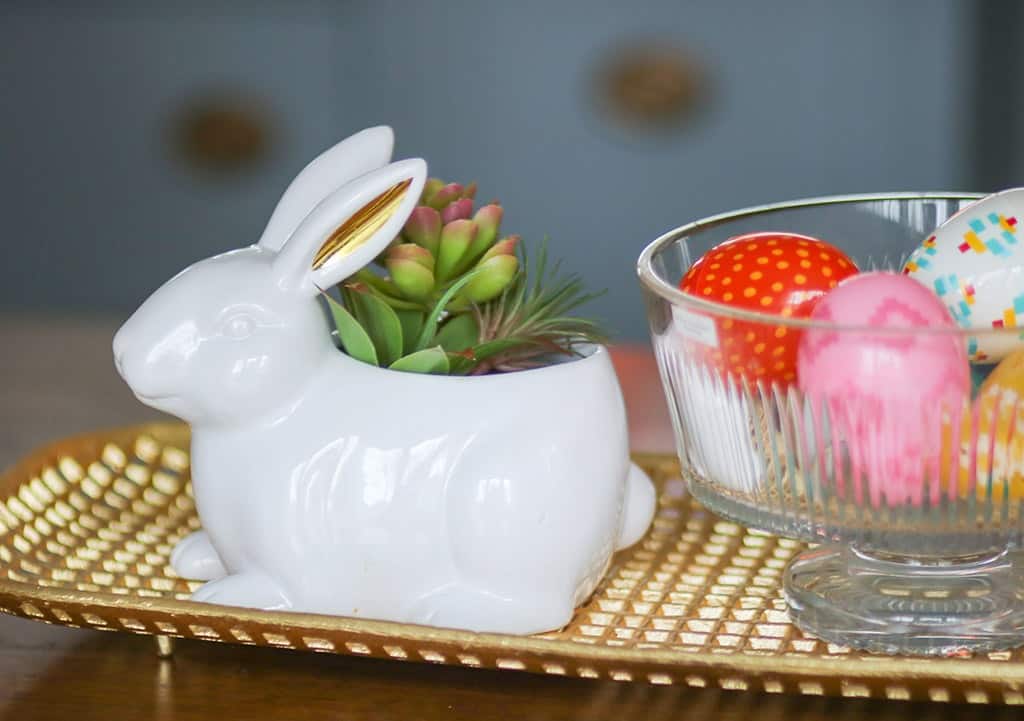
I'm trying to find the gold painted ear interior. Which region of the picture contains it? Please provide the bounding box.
[312,178,413,270]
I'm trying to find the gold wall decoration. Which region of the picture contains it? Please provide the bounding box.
[171,91,273,173]
[594,41,707,130]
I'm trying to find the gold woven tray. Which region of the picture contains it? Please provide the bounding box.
[2,424,1024,705]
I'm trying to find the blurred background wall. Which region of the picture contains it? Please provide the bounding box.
[1,0,1019,340]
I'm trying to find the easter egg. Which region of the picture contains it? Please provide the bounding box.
[978,346,1024,397]
[797,272,970,507]
[956,386,1024,501]
[903,187,1024,363]
[679,232,858,385]
[946,349,1024,501]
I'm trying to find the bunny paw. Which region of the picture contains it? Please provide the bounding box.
[171,531,227,581]
[616,461,656,550]
[409,584,574,635]
[191,572,290,611]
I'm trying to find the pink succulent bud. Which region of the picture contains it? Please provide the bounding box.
[464,255,519,304]
[387,242,434,270]
[480,235,519,263]
[470,204,502,248]
[460,204,503,266]
[386,258,435,301]
[427,183,464,210]
[421,178,445,205]
[402,206,442,256]
[462,181,478,199]
[441,197,474,224]
[436,219,478,282]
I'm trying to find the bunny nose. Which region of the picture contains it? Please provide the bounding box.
[112,320,145,386]
[112,326,130,374]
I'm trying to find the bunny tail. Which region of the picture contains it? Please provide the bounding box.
[616,462,656,550]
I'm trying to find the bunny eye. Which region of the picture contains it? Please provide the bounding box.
[222,314,256,340]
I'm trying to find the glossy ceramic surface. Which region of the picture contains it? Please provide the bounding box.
[112,127,655,634]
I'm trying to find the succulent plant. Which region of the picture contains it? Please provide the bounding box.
[327,178,605,375]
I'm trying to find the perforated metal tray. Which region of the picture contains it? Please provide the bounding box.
[1,423,1023,704]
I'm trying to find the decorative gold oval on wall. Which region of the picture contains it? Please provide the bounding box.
[594,41,707,131]
[170,92,274,174]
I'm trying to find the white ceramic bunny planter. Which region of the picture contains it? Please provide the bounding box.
[113,126,656,635]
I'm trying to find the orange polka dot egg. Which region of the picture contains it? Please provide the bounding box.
[678,232,859,385]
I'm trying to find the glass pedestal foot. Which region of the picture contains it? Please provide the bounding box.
[784,545,1024,656]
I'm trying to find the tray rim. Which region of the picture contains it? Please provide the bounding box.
[2,422,1024,695]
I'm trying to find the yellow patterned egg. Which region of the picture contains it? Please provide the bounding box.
[947,383,1024,501]
[978,347,1024,397]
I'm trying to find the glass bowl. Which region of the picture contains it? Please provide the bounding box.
[637,193,1024,656]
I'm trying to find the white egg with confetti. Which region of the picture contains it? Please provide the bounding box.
[903,188,1024,363]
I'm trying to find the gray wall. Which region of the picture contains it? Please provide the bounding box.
[0,1,978,339]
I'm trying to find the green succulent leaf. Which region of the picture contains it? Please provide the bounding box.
[388,242,435,270]
[460,204,503,271]
[366,287,425,311]
[386,258,435,301]
[326,295,379,366]
[463,255,519,304]
[435,219,476,283]
[389,346,450,375]
[395,309,425,355]
[348,287,404,366]
[413,270,482,352]
[434,312,479,352]
[354,268,402,297]
[352,269,424,310]
[446,352,476,375]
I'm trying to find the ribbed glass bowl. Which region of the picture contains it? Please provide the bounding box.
[638,193,1024,656]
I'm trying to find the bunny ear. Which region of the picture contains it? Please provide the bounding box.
[273,158,427,295]
[257,126,395,252]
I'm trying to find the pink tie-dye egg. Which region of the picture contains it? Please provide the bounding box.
[797,272,969,506]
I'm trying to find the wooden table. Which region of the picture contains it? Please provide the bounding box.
[0,315,1015,720]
